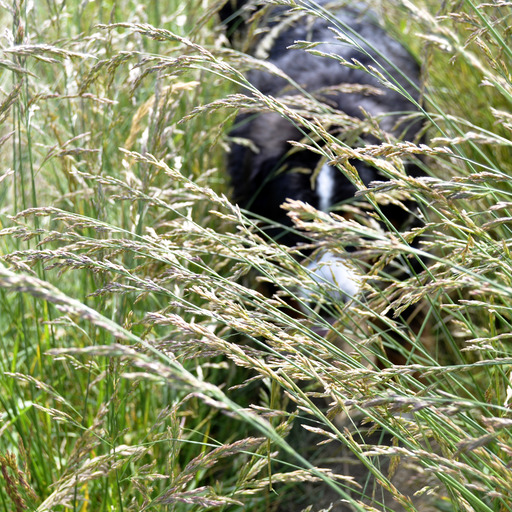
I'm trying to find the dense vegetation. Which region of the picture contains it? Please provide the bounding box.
[1,1,511,510]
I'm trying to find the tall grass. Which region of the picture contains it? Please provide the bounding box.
[0,0,511,510]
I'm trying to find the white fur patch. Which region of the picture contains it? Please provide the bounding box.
[301,251,361,304]
[316,163,335,212]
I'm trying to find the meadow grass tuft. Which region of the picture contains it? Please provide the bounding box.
[1,0,512,510]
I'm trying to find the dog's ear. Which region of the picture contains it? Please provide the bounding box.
[219,1,245,39]
[226,112,303,204]
[219,0,264,44]
[226,141,255,206]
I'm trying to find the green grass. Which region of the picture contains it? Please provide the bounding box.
[1,0,512,510]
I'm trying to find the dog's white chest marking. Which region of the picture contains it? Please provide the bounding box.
[316,163,335,212]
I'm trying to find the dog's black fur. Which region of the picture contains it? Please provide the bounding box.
[221,0,423,250]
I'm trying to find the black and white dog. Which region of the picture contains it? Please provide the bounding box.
[221,0,423,304]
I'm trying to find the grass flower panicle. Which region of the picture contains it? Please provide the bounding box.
[0,0,511,510]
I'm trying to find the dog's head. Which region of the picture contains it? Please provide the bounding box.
[225,2,424,305]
